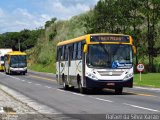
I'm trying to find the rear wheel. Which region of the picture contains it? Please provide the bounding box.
[115,87,123,94]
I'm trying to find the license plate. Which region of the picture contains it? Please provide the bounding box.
[107,83,115,86]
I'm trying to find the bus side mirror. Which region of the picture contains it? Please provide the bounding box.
[132,46,136,55]
[83,44,88,53]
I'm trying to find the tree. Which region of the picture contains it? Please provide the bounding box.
[141,0,160,71]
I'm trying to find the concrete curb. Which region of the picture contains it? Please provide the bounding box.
[0,84,60,114]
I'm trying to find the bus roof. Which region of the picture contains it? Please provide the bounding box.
[6,51,26,56]
[0,48,12,56]
[57,33,130,46]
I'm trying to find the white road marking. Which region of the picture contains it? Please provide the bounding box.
[28,82,32,84]
[89,96,113,103]
[56,89,66,92]
[71,92,85,96]
[95,97,113,103]
[22,80,25,82]
[35,84,41,86]
[45,86,52,89]
[56,89,85,96]
[123,103,160,112]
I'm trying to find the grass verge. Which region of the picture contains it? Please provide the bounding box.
[28,63,56,73]
[134,73,160,88]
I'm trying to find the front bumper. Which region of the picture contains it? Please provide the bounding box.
[10,67,27,73]
[85,77,133,89]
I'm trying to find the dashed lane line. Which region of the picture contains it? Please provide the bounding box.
[88,96,113,103]
[94,97,113,103]
[35,84,41,86]
[45,86,52,89]
[56,89,113,103]
[56,89,67,92]
[71,92,85,97]
[123,103,160,112]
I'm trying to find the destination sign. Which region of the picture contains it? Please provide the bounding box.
[91,35,130,43]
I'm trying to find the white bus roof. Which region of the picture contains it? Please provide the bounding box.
[0,49,13,56]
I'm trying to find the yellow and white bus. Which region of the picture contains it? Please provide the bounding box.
[4,51,27,75]
[56,33,136,94]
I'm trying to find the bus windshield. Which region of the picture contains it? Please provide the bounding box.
[10,55,27,68]
[1,56,4,61]
[86,44,133,69]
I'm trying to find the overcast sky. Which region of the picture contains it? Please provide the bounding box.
[0,0,98,34]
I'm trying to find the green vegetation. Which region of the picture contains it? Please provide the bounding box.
[27,13,88,73]
[29,0,160,73]
[28,63,55,73]
[0,29,43,51]
[134,73,160,88]
[85,0,160,72]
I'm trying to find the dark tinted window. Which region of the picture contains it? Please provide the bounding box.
[62,46,65,60]
[77,42,82,59]
[65,45,68,60]
[73,43,77,59]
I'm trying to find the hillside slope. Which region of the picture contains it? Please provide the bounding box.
[28,12,90,73]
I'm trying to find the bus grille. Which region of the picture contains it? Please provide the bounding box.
[97,71,124,76]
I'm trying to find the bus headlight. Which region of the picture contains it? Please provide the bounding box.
[124,73,133,80]
[87,72,98,80]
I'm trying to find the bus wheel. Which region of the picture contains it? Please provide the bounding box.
[115,87,123,95]
[78,82,86,94]
[9,69,12,75]
[62,76,69,90]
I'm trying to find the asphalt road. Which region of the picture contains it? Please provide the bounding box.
[0,71,160,120]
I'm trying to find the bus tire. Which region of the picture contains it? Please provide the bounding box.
[78,82,87,94]
[62,75,69,90]
[9,69,12,75]
[22,72,26,75]
[115,87,123,94]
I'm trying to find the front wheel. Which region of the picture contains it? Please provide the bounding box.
[9,69,12,75]
[22,72,26,75]
[115,87,123,94]
[78,82,86,94]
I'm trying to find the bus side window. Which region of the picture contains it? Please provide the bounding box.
[77,42,82,59]
[65,45,68,61]
[58,47,62,61]
[73,43,77,60]
[62,46,65,60]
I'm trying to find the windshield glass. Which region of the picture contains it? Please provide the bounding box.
[1,56,4,61]
[86,44,133,69]
[10,55,27,68]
